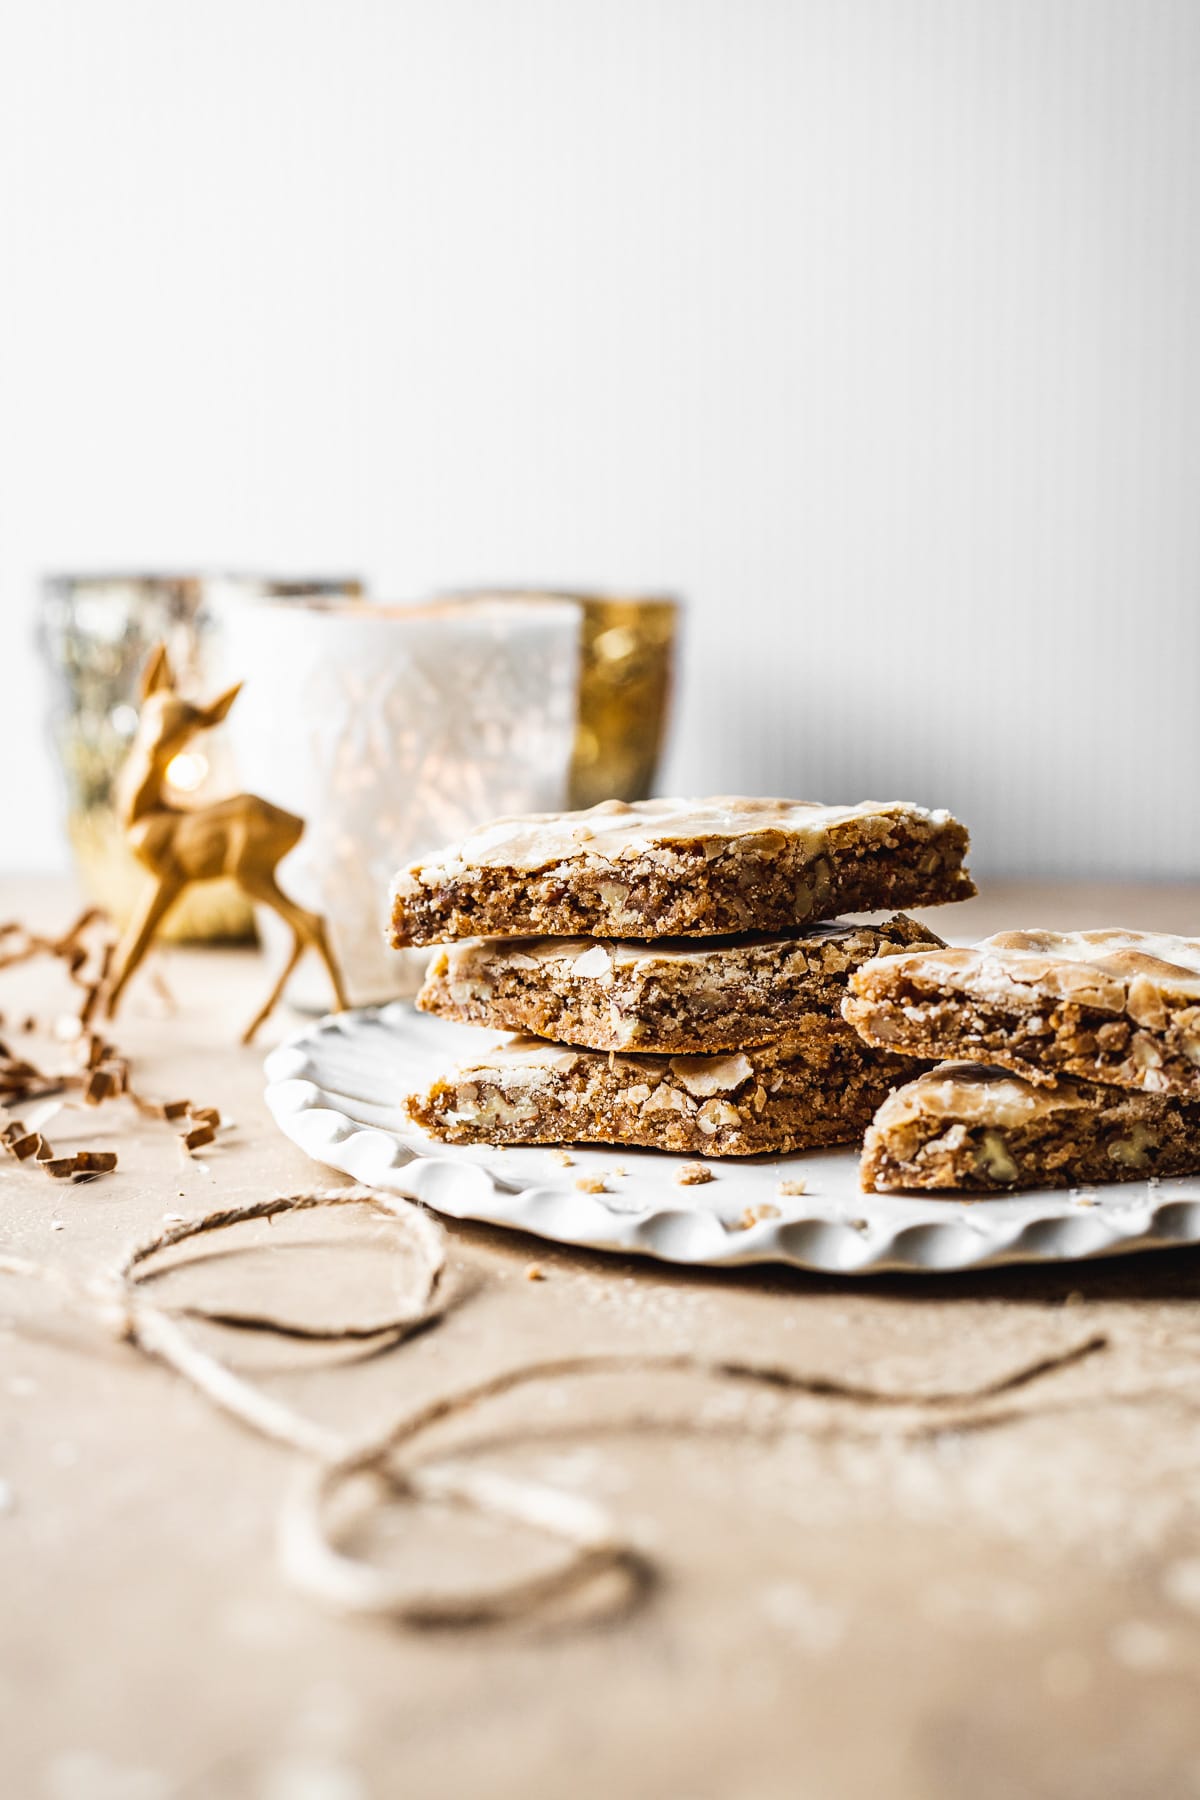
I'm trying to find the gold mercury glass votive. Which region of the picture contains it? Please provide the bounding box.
[39,573,364,940]
[439,590,680,809]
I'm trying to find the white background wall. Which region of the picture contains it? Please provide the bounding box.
[2,0,1198,877]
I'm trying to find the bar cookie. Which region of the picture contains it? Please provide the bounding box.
[861,1061,1200,1194]
[845,929,1200,1100]
[389,797,974,947]
[416,915,945,1054]
[405,1019,920,1157]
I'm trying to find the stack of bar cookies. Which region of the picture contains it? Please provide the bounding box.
[388,797,975,1161]
[843,929,1200,1193]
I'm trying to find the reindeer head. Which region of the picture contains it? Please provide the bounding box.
[117,644,243,820]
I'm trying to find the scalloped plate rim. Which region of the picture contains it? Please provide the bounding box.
[262,1006,1200,1277]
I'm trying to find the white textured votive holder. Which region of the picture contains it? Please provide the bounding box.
[217,595,582,1007]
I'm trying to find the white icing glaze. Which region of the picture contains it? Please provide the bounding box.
[436,1034,770,1097]
[459,1036,583,1074]
[393,796,955,892]
[432,918,930,979]
[873,1062,1092,1131]
[860,928,1200,1012]
[984,929,1200,989]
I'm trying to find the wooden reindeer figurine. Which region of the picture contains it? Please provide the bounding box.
[106,644,349,1042]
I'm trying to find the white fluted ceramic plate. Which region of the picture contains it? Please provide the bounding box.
[263,1004,1200,1276]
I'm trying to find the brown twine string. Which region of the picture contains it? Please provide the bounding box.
[0,1190,448,1456]
[280,1332,1108,1625]
[0,1188,642,1620]
[0,1191,1110,1630]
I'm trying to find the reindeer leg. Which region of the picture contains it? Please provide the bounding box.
[106,875,183,1018]
[242,925,306,1045]
[242,873,349,1031]
[306,914,350,1014]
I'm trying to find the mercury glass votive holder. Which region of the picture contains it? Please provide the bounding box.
[39,573,364,940]
[439,590,680,809]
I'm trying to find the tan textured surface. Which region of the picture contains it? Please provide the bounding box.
[6,877,1200,1800]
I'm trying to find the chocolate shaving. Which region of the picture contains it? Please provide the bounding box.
[2,1125,47,1161]
[77,942,113,1029]
[128,1090,222,1150]
[0,908,222,1183]
[0,900,306,1216]
[0,908,114,1024]
[1,1114,116,1182]
[0,1058,64,1105]
[0,909,122,1113]
[39,1151,118,1182]
[83,1068,120,1105]
[68,1150,118,1177]
[1,1053,44,1089]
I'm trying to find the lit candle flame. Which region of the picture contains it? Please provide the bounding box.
[164,751,208,793]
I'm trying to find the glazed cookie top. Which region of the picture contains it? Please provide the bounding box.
[852,928,1200,1016]
[430,914,941,978]
[432,1033,761,1095]
[393,797,962,887]
[871,1062,1092,1132]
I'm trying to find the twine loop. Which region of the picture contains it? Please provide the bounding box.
[0,1186,1109,1630]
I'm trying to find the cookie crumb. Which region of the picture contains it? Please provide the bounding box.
[551,1150,574,1167]
[777,1178,807,1197]
[738,1201,781,1228]
[575,1174,607,1194]
[676,1162,714,1187]
[525,1263,546,1281]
